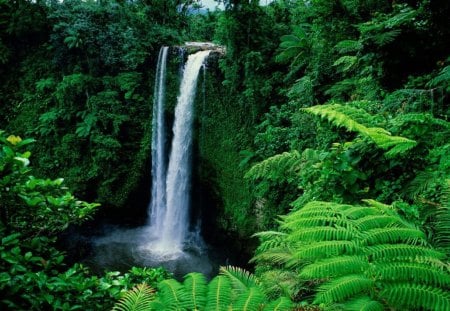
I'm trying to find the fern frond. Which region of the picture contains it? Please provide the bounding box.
[219,266,259,294]
[180,272,208,310]
[375,262,450,287]
[262,297,294,311]
[233,287,265,311]
[112,283,155,311]
[380,283,450,311]
[300,256,368,279]
[259,269,300,299]
[363,227,426,246]
[366,244,446,261]
[303,104,417,157]
[313,275,374,304]
[157,279,183,308]
[334,40,362,54]
[341,206,380,219]
[205,276,232,311]
[281,216,353,230]
[287,226,358,242]
[288,240,359,263]
[343,296,384,311]
[255,236,291,254]
[251,248,293,265]
[245,151,301,181]
[355,215,405,230]
[434,179,450,255]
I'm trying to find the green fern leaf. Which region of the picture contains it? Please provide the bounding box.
[300,256,368,279]
[112,283,155,311]
[219,266,259,294]
[375,262,450,287]
[180,272,208,310]
[363,227,426,246]
[365,244,446,262]
[343,296,384,311]
[157,279,183,309]
[380,283,450,311]
[262,297,294,311]
[287,226,358,242]
[314,275,374,304]
[205,276,232,311]
[355,215,405,230]
[251,249,293,265]
[303,104,417,157]
[233,287,265,311]
[288,240,359,263]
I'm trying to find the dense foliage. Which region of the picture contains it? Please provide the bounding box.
[1,0,449,309]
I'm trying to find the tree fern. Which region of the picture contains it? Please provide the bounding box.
[253,201,450,309]
[112,283,155,311]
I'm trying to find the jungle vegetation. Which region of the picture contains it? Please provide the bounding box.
[0,0,449,310]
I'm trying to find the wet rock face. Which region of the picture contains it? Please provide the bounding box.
[183,42,226,55]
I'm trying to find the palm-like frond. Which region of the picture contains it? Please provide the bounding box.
[112,283,155,311]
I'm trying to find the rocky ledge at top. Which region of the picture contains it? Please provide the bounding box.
[184,42,226,54]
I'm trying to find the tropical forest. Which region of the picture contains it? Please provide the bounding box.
[0,0,449,310]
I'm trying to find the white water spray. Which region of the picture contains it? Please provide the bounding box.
[151,50,211,255]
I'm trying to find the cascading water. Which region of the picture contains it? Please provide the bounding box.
[87,46,227,278]
[151,50,212,255]
[149,46,169,235]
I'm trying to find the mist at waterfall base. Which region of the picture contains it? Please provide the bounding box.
[79,48,232,279]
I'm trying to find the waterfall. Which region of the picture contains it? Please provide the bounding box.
[151,50,211,254]
[149,46,169,235]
